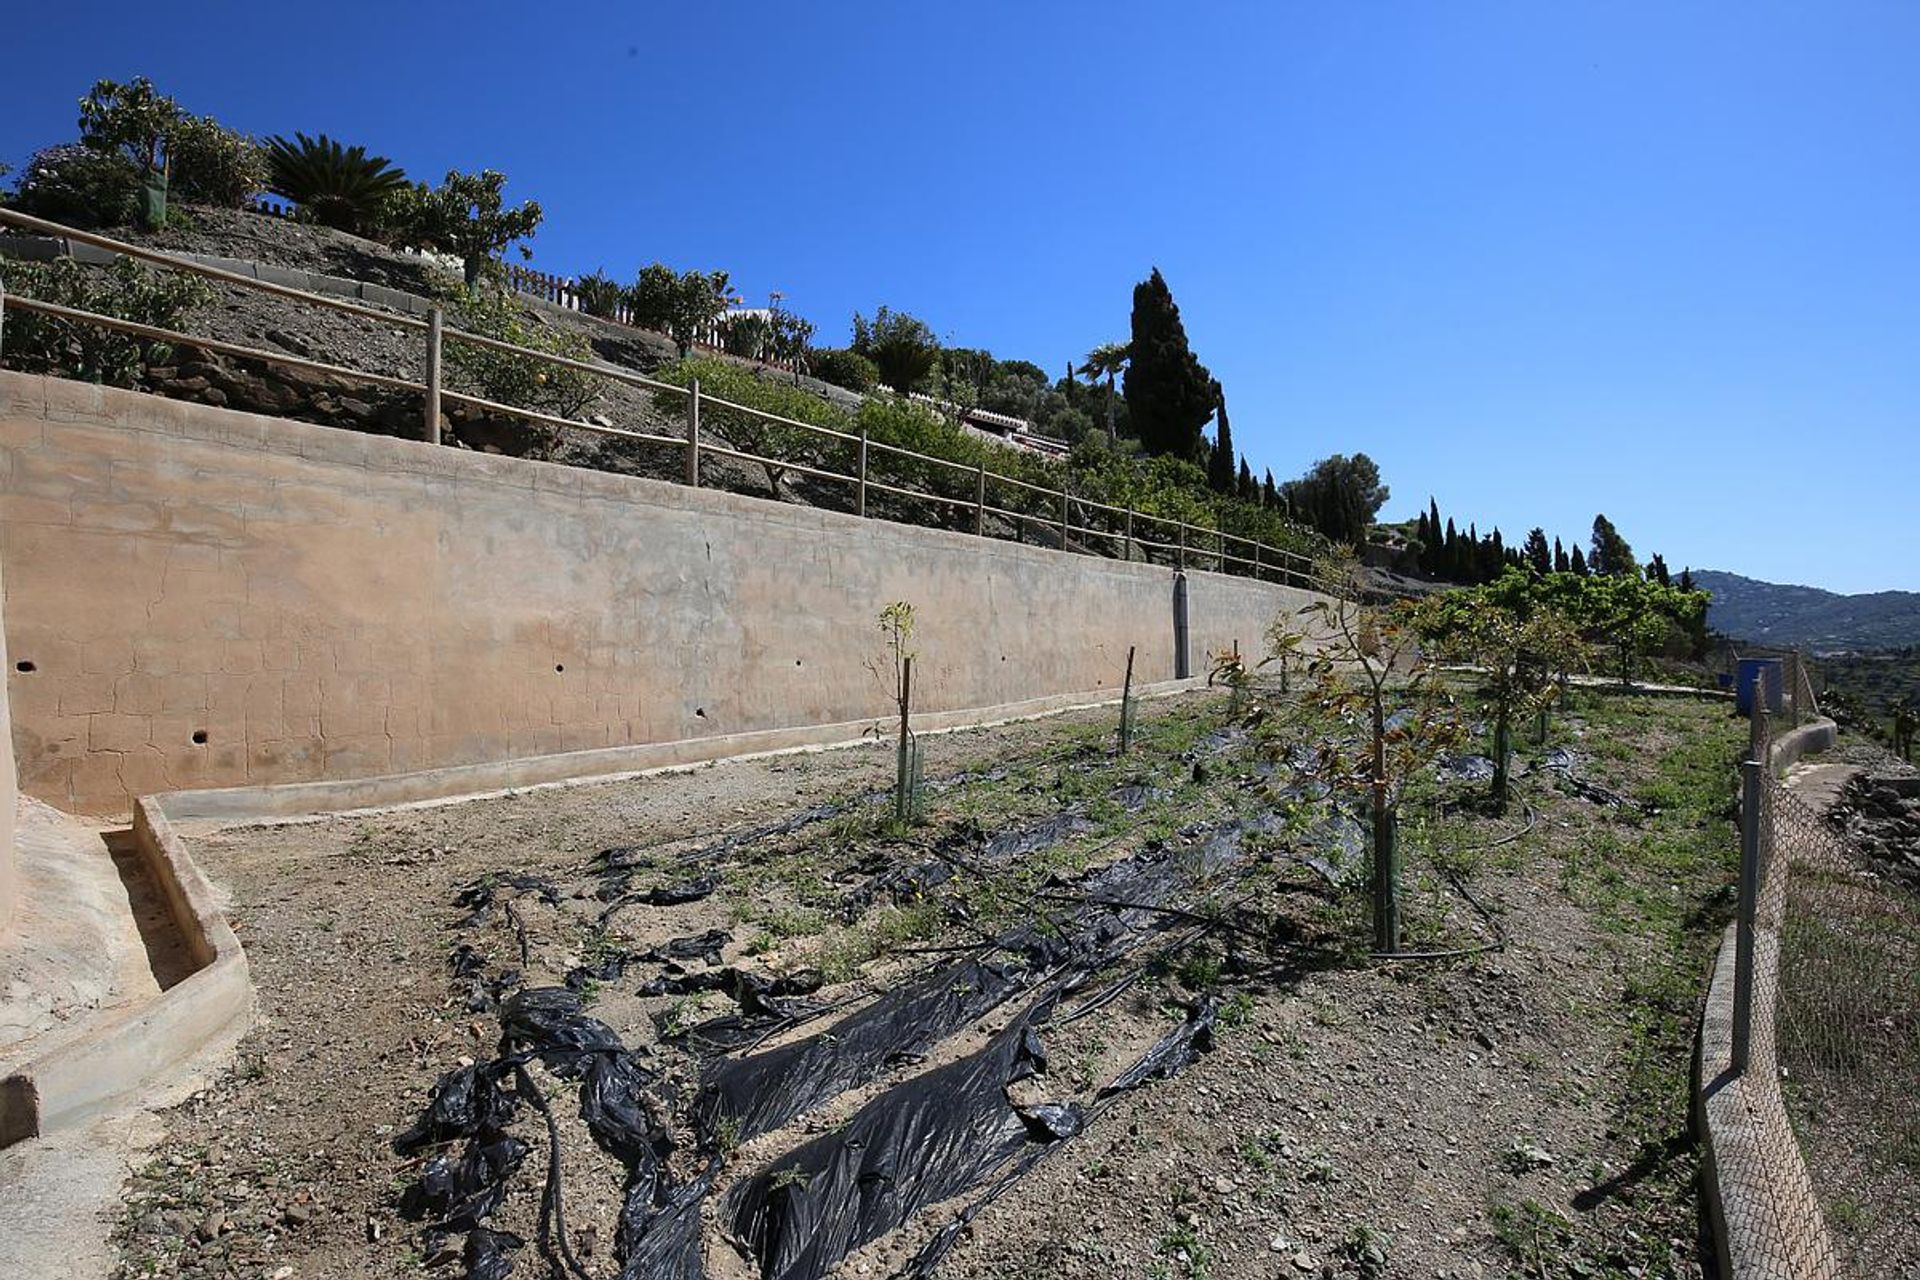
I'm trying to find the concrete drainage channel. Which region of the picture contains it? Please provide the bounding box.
[0,798,250,1148]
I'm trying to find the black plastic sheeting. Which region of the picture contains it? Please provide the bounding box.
[395,985,712,1280]
[726,1005,1062,1280]
[400,752,1321,1279]
[724,995,1222,1280]
[894,999,1218,1280]
[698,810,1275,1149]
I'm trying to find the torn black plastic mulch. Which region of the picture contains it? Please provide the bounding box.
[697,810,1277,1148]
[894,999,1218,1280]
[725,995,1221,1280]
[724,1000,1066,1280]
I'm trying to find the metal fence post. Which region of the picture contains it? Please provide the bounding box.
[1059,478,1070,550]
[1787,650,1803,724]
[1732,757,1764,1075]
[1124,506,1134,558]
[856,429,869,519]
[1253,541,1262,580]
[974,465,986,536]
[684,378,701,488]
[1177,522,1186,571]
[423,306,443,445]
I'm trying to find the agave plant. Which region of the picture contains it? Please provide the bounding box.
[262,132,409,235]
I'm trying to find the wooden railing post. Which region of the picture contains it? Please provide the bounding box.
[856,429,869,518]
[974,465,986,536]
[1124,506,1134,559]
[423,306,443,445]
[1177,522,1186,571]
[1059,477,1070,550]
[685,379,701,488]
[1253,541,1262,580]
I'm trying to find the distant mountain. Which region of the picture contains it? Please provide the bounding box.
[1692,570,1920,652]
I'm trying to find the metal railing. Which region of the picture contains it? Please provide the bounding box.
[0,207,1333,594]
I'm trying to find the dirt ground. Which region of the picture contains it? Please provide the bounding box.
[109,690,1746,1280]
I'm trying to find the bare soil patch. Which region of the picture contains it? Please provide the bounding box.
[109,691,1743,1280]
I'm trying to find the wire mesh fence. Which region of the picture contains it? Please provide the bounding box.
[1732,652,1920,1276]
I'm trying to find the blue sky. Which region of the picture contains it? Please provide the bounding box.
[5,2,1916,592]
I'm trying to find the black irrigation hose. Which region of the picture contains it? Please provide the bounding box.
[513,1062,595,1280]
[503,899,533,968]
[1460,801,1538,852]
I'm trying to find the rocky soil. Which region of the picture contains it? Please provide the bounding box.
[106,690,1744,1280]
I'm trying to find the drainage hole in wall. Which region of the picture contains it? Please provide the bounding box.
[555,664,565,673]
[14,660,34,673]
[795,659,803,666]
[694,707,707,719]
[191,729,209,745]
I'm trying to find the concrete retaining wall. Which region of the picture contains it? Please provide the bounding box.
[0,556,14,934]
[0,372,1322,817]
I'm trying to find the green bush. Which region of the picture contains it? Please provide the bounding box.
[809,347,879,393]
[168,116,268,207]
[573,269,624,319]
[0,257,213,386]
[653,357,845,493]
[265,133,410,236]
[445,289,602,420]
[11,144,139,227]
[648,355,1326,562]
[625,263,732,355]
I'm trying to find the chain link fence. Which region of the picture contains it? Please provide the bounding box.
[1730,650,1920,1277]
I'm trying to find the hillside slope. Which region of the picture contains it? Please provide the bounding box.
[1695,569,1920,651]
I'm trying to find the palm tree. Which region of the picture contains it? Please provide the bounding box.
[1081,342,1129,442]
[263,133,409,236]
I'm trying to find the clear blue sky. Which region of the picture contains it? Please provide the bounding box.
[5,2,1916,592]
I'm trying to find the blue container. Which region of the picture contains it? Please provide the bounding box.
[1736,658,1784,716]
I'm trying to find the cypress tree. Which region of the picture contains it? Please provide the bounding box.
[1570,544,1589,576]
[1124,268,1215,461]
[1237,457,1255,502]
[1444,518,1460,581]
[1647,552,1672,588]
[1522,527,1551,575]
[1590,513,1637,577]
[1678,566,1696,593]
[1206,382,1236,492]
[1416,509,1434,569]
[1553,536,1569,574]
[1262,468,1278,510]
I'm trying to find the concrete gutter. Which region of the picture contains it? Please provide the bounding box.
[1,674,1207,1146]
[0,798,250,1146]
[154,675,1210,826]
[1693,716,1841,1279]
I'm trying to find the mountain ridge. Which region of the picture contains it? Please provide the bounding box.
[1693,569,1920,651]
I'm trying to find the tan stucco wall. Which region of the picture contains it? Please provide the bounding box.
[0,553,16,932]
[0,372,1322,817]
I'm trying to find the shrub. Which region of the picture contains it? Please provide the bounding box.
[809,347,879,393]
[625,263,733,355]
[851,306,939,392]
[168,116,268,207]
[264,132,410,236]
[573,269,624,319]
[445,289,602,420]
[652,357,841,493]
[10,144,139,227]
[720,312,770,360]
[388,169,542,287]
[0,257,213,386]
